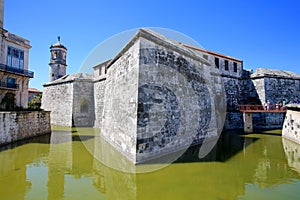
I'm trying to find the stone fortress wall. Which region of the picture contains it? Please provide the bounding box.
[0,111,51,145]
[98,29,228,163]
[42,73,94,127]
[282,104,300,144]
[41,28,300,163]
[42,29,300,132]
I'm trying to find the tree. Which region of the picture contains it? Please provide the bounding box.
[28,93,42,110]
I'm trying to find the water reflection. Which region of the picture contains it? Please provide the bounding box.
[0,128,300,199]
[282,137,300,174]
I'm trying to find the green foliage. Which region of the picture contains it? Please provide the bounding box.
[28,93,42,110]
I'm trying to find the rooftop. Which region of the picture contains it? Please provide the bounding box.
[50,36,67,50]
[181,43,243,63]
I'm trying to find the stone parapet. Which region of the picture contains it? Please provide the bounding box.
[0,111,51,145]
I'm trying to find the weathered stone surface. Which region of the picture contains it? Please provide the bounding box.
[0,111,51,145]
[42,73,94,127]
[94,79,106,128]
[101,39,140,163]
[42,28,300,164]
[42,81,73,127]
[100,29,226,163]
[282,104,300,144]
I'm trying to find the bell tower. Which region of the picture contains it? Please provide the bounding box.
[49,36,67,81]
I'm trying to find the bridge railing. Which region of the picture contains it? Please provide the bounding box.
[238,105,287,112]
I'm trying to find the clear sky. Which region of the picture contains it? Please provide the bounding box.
[4,0,300,90]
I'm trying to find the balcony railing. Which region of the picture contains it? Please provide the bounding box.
[0,63,34,78]
[0,81,19,89]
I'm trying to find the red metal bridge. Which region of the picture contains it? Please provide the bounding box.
[238,105,286,133]
[238,105,287,113]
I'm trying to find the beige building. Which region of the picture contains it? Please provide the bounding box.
[0,0,33,109]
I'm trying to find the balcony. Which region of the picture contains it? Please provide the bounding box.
[0,81,19,90]
[0,63,34,78]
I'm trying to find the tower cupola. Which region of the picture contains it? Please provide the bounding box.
[49,36,67,81]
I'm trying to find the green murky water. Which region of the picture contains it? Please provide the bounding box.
[0,127,300,200]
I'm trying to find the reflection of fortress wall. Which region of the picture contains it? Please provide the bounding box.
[0,142,49,199]
[48,130,72,199]
[282,137,300,173]
[93,136,137,199]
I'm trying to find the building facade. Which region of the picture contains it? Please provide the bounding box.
[0,0,34,109]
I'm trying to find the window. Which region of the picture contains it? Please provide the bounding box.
[7,77,16,88]
[233,62,238,72]
[52,51,57,59]
[7,46,24,69]
[225,60,229,71]
[215,57,219,68]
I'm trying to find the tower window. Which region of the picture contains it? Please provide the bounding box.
[214,57,219,69]
[52,51,57,59]
[225,60,229,71]
[233,62,238,72]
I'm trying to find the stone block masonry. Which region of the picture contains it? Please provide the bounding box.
[0,111,51,145]
[100,29,226,164]
[42,73,95,127]
[282,104,300,144]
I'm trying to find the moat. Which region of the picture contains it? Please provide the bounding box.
[0,127,300,200]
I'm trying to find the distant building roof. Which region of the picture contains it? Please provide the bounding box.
[28,88,42,93]
[43,73,94,87]
[251,68,300,80]
[181,43,243,63]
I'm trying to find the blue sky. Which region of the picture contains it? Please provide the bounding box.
[4,0,300,90]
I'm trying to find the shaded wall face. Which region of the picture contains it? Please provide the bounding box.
[42,83,73,127]
[72,81,95,127]
[136,38,226,163]
[264,78,300,104]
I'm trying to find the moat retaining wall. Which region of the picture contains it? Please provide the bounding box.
[0,111,51,145]
[282,104,300,144]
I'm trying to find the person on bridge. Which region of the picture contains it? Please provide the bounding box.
[267,100,270,111]
[263,101,268,110]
